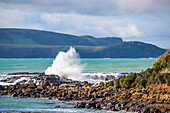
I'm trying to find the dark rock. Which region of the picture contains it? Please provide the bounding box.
[150,108,161,113]
[54,106,60,108]
[85,102,95,109]
[141,107,150,113]
[28,83,36,88]
[90,98,95,101]
[75,102,86,108]
[95,103,101,109]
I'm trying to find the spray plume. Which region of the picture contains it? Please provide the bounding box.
[45,47,82,80]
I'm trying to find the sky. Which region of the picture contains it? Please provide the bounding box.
[0,0,170,49]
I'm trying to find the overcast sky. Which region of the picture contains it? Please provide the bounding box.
[0,0,170,48]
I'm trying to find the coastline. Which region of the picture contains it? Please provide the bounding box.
[0,50,169,112]
[0,72,169,113]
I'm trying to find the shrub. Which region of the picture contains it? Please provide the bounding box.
[100,82,104,86]
[121,73,136,84]
[115,84,120,88]
[130,82,137,87]
[138,79,146,87]
[148,71,156,80]
[107,80,114,86]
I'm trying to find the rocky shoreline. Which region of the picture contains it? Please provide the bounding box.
[0,72,170,113]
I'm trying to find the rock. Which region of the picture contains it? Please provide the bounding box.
[36,85,44,91]
[75,102,86,108]
[150,108,161,113]
[115,103,121,110]
[0,85,4,90]
[95,103,101,109]
[85,102,95,109]
[28,83,36,88]
[141,107,150,113]
[90,98,95,101]
[44,75,60,86]
[12,92,18,97]
[54,106,60,108]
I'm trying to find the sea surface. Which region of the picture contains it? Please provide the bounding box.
[0,58,156,112]
[0,58,156,75]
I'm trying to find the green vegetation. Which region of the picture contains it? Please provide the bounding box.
[107,80,114,86]
[0,28,122,46]
[99,82,104,86]
[115,84,121,88]
[106,50,170,88]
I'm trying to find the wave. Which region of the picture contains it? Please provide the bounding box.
[0,72,130,85]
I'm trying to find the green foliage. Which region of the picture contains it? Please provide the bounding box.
[115,84,120,88]
[107,80,114,86]
[0,28,122,46]
[148,71,156,80]
[115,50,170,88]
[152,50,170,73]
[118,73,138,88]
[100,82,104,86]
[122,73,136,88]
[131,82,137,87]
[138,78,146,87]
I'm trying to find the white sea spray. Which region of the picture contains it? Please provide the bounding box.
[45,47,83,80]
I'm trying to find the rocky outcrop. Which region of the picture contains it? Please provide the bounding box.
[0,81,169,112]
[1,72,60,86]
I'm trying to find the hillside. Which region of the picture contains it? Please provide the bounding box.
[106,50,170,88]
[0,28,167,58]
[0,28,122,46]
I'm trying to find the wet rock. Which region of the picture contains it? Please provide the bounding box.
[75,102,86,108]
[150,108,161,113]
[28,83,36,88]
[141,107,150,113]
[85,102,95,109]
[54,106,60,108]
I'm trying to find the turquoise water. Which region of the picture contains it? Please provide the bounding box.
[0,58,156,112]
[0,96,120,113]
[0,58,156,75]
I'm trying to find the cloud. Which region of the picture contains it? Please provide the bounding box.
[0,0,169,48]
[0,0,170,16]
[115,24,140,38]
[40,13,142,37]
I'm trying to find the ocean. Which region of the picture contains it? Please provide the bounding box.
[0,58,156,75]
[0,58,156,112]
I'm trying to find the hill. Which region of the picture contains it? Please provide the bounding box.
[0,28,167,58]
[0,28,122,46]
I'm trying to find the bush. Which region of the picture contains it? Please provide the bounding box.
[120,73,136,86]
[115,84,120,88]
[148,71,156,80]
[107,80,114,86]
[158,74,166,84]
[100,82,104,86]
[138,79,146,87]
[130,82,137,87]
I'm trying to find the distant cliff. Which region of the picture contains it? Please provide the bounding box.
[0,28,167,58]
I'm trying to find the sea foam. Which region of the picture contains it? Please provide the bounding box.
[45,47,83,80]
